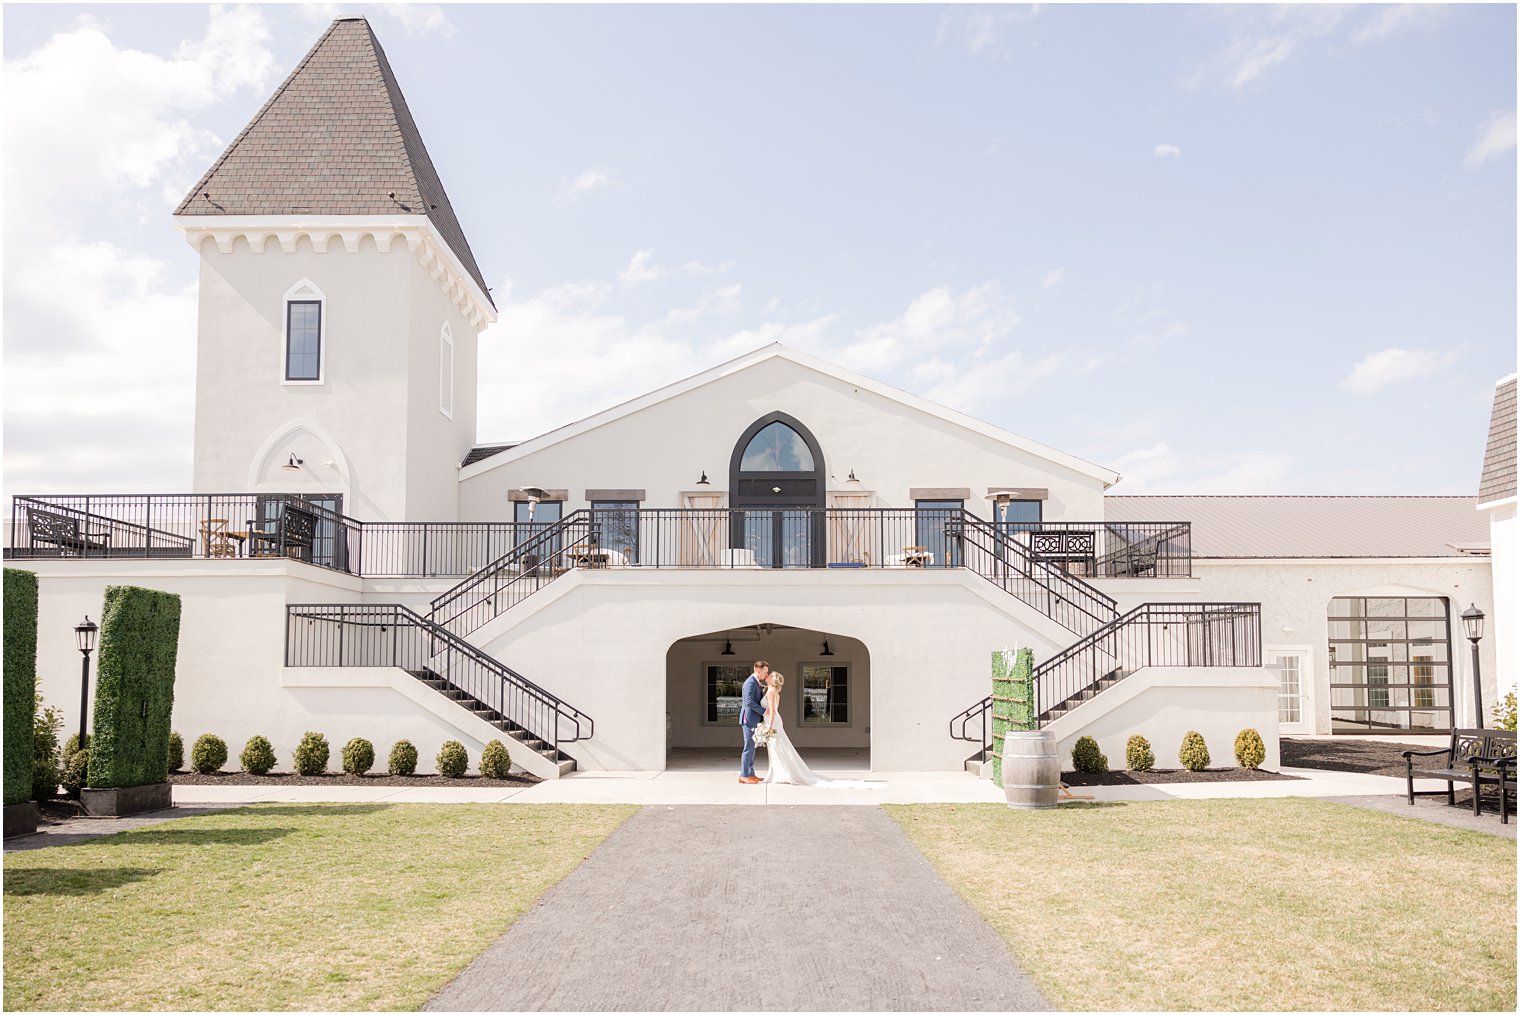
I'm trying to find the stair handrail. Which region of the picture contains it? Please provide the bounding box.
[286,603,594,747]
[949,695,993,751]
[1031,602,1262,723]
[955,511,1118,636]
[428,510,596,636]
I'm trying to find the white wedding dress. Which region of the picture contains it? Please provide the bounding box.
[761,706,879,790]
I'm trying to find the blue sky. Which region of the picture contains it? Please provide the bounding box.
[3,3,1516,496]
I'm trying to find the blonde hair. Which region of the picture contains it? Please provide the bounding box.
[768,672,785,689]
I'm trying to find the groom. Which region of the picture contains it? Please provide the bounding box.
[738,660,769,784]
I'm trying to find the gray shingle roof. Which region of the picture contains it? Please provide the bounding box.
[1478,376,1517,505]
[175,18,492,305]
[462,443,518,467]
[1105,495,1489,558]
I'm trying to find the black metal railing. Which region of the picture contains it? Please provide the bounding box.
[959,514,1118,636]
[356,521,533,577]
[284,603,592,754]
[950,602,1262,745]
[1003,521,1192,578]
[428,512,598,638]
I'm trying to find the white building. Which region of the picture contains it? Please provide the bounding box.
[10,19,1507,778]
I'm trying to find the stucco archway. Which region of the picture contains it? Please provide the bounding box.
[664,623,870,771]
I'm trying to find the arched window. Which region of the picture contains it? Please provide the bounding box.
[740,421,815,472]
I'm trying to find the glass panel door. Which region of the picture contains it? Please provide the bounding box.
[915,500,963,568]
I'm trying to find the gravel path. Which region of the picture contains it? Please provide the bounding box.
[426,805,1051,1012]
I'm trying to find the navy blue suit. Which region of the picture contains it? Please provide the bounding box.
[739,673,767,777]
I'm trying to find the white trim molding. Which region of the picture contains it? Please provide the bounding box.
[174,214,498,330]
[439,321,455,420]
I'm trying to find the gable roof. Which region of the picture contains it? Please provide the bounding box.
[1478,374,1517,507]
[1106,495,1490,559]
[174,17,491,305]
[461,343,1121,484]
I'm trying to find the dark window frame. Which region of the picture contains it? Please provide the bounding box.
[285,299,323,382]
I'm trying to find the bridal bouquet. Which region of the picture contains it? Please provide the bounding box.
[752,724,778,749]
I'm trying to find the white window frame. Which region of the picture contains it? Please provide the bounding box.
[439,321,454,419]
[281,279,327,386]
[1266,644,1313,733]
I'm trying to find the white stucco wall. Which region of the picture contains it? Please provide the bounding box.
[459,354,1110,521]
[190,235,477,522]
[469,567,1077,772]
[1482,502,1516,709]
[1187,557,1495,732]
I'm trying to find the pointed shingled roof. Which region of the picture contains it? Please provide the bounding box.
[175,17,492,305]
[1478,375,1517,506]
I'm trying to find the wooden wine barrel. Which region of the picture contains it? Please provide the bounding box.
[1001,730,1059,809]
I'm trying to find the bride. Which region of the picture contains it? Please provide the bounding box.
[760,672,879,789]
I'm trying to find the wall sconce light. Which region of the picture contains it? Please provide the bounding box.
[721,639,735,656]
[845,470,861,486]
[282,454,304,472]
[697,471,710,486]
[820,639,835,657]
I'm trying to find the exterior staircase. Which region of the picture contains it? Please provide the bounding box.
[408,667,577,776]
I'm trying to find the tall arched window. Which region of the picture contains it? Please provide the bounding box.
[729,413,825,567]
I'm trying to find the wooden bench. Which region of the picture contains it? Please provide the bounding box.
[1404,729,1516,823]
[26,507,112,556]
[247,503,317,561]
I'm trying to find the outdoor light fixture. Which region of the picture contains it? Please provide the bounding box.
[696,471,710,486]
[282,454,304,472]
[518,486,551,523]
[1461,603,1486,725]
[74,615,98,750]
[845,470,861,486]
[721,639,735,656]
[821,640,835,657]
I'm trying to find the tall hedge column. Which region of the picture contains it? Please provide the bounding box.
[3,569,39,835]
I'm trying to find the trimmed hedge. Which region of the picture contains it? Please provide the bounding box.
[341,738,375,776]
[190,734,228,774]
[1071,735,1108,774]
[1179,730,1211,772]
[240,736,276,776]
[1234,728,1266,770]
[61,750,91,799]
[86,585,182,789]
[167,731,185,773]
[293,732,330,776]
[436,740,469,778]
[480,739,512,780]
[1125,735,1155,772]
[4,569,39,805]
[388,740,418,776]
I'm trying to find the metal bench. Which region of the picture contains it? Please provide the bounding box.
[26,507,112,556]
[1404,728,1516,823]
[247,503,317,561]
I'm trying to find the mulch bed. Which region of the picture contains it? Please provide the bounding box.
[1061,767,1301,786]
[1280,736,1508,809]
[168,771,540,788]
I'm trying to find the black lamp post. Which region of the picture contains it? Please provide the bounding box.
[1460,604,1485,727]
[74,615,99,749]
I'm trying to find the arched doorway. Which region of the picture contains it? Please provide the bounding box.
[728,412,825,567]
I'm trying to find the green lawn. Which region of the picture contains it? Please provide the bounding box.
[4,803,635,1011]
[890,799,1517,1012]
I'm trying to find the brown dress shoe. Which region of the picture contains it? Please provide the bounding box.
[739,775,762,784]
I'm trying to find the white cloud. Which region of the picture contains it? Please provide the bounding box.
[667,284,744,324]
[299,3,455,36]
[1040,268,1064,289]
[2,7,275,496]
[1464,111,1517,169]
[1353,4,1445,44]
[617,248,731,286]
[1153,144,1182,159]
[553,166,614,207]
[1110,441,1296,494]
[1339,347,1459,395]
[839,282,1022,373]
[1192,6,1348,89]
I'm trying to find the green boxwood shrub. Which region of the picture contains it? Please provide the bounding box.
[60,750,91,799]
[1234,728,1266,770]
[436,740,469,778]
[240,736,276,776]
[167,731,184,773]
[1125,734,1155,772]
[190,734,228,774]
[4,569,39,806]
[86,586,181,789]
[480,739,512,779]
[1178,730,1211,772]
[1492,691,1517,733]
[388,740,419,776]
[32,694,63,802]
[341,738,375,776]
[1071,735,1108,774]
[292,732,330,776]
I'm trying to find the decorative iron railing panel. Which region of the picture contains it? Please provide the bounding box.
[284,603,592,752]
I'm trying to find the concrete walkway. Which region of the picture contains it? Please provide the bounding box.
[424,806,1051,1012]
